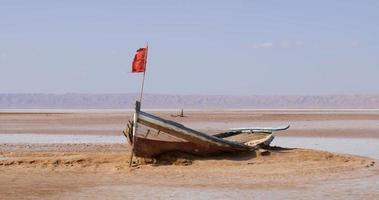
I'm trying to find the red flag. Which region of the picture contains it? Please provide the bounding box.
[132,48,147,73]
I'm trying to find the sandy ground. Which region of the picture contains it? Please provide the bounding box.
[0,110,379,199]
[0,146,377,200]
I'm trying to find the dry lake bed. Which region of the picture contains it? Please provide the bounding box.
[0,109,378,199]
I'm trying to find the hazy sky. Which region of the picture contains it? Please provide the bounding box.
[1,0,378,95]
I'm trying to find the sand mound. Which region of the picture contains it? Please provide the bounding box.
[0,147,377,200]
[0,152,130,171]
[0,147,375,172]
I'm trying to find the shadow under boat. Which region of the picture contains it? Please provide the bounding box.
[123,101,289,158]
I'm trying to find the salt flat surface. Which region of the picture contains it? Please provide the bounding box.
[273,136,379,160]
[186,120,379,131]
[0,134,125,144]
[0,133,378,160]
[2,108,379,113]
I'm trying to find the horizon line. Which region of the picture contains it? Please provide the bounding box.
[1,93,379,97]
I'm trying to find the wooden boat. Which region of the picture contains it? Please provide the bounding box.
[124,101,289,158]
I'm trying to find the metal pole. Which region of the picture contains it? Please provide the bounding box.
[130,44,148,167]
[139,71,146,103]
[139,43,148,104]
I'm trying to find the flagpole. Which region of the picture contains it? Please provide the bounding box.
[139,43,148,104]
[129,43,148,167]
[139,72,146,102]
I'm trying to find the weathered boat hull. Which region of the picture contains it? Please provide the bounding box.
[125,101,279,158]
[133,137,247,158]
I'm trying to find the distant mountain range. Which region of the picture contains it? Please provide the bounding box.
[1,93,379,109]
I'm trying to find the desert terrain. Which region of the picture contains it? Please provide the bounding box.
[0,110,378,199]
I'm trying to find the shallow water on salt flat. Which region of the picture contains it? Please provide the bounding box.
[272,136,379,160]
